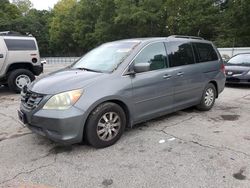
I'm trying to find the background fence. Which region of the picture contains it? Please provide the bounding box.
[218,47,250,59]
[42,57,80,64]
[42,48,250,64]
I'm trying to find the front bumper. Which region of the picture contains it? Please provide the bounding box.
[226,77,250,84]
[19,105,87,144]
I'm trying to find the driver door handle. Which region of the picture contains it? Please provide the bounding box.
[163,74,172,79]
[0,54,3,58]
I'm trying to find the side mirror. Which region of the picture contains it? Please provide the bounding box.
[133,63,150,73]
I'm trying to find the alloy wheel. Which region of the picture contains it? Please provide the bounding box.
[15,74,31,89]
[204,88,215,107]
[97,112,121,141]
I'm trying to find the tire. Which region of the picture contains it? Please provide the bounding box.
[7,69,35,93]
[196,83,217,111]
[85,102,126,148]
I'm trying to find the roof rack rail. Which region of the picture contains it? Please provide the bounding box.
[168,35,204,40]
[0,31,28,36]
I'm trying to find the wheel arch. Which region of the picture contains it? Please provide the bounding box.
[82,98,132,138]
[208,80,218,98]
[6,62,34,76]
[108,99,131,127]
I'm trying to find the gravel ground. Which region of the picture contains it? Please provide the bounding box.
[0,64,250,188]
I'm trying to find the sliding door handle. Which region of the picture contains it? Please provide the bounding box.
[0,54,3,58]
[177,72,184,76]
[163,74,172,79]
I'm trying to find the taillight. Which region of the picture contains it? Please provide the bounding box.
[220,63,225,74]
[32,58,37,63]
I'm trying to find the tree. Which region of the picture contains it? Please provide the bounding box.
[12,0,33,15]
[0,1,51,56]
[11,9,52,56]
[72,0,101,53]
[215,0,250,47]
[49,0,78,56]
[89,0,117,44]
[114,0,167,38]
[164,0,220,40]
[0,0,21,30]
[2,0,249,56]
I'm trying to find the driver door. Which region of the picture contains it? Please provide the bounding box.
[130,42,174,123]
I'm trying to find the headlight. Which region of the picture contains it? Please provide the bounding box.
[43,89,83,110]
[247,71,250,75]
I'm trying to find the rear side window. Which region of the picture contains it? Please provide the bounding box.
[4,39,37,51]
[134,42,168,71]
[166,41,195,67]
[193,43,218,63]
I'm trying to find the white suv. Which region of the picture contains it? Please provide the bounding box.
[0,31,43,92]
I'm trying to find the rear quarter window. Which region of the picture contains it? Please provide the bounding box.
[193,43,218,63]
[4,39,37,51]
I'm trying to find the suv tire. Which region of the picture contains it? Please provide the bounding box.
[196,83,216,111]
[85,102,126,148]
[8,69,35,93]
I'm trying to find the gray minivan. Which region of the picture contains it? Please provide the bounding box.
[18,36,226,148]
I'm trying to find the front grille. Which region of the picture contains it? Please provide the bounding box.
[21,89,44,110]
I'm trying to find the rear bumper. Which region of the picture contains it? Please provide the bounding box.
[19,106,87,144]
[33,64,43,76]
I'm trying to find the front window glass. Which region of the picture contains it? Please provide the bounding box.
[134,42,167,71]
[72,41,140,73]
[227,54,250,66]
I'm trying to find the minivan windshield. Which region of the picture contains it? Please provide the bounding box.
[72,41,140,73]
[227,54,250,66]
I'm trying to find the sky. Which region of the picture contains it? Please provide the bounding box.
[30,0,59,10]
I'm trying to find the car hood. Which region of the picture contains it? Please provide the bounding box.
[29,68,106,95]
[225,65,250,72]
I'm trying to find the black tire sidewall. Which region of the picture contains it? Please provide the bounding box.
[8,69,35,93]
[85,102,126,148]
[198,83,216,111]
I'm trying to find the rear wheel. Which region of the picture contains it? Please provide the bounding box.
[7,69,35,93]
[85,102,126,148]
[196,83,216,111]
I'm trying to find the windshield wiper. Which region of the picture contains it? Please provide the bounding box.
[74,67,103,73]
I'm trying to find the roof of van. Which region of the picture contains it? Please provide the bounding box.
[115,35,211,44]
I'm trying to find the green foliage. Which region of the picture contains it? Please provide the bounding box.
[0,0,249,56]
[12,0,33,15]
[215,0,250,47]
[11,9,52,56]
[49,0,77,56]
[0,0,21,30]
[165,0,220,40]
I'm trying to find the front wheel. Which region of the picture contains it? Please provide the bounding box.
[85,102,126,148]
[196,83,216,111]
[7,69,35,93]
